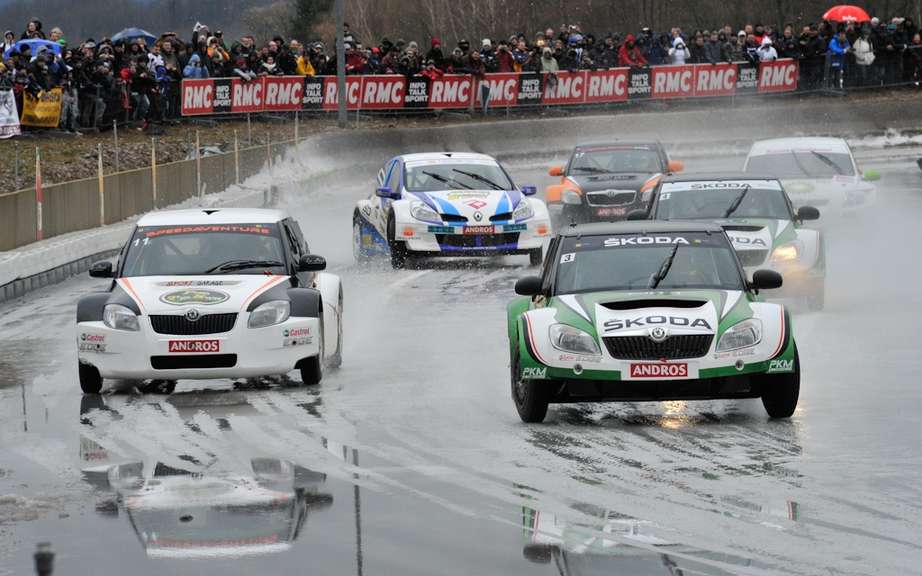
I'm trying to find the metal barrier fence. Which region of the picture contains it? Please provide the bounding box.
[0,137,294,252]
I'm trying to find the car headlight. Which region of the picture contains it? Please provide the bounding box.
[103,304,140,331]
[410,201,441,224]
[716,318,762,352]
[549,324,601,356]
[512,199,534,220]
[562,190,582,205]
[248,300,291,329]
[770,242,800,263]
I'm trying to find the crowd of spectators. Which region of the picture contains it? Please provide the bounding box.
[1,15,921,133]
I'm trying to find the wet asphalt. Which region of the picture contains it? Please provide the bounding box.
[0,149,921,576]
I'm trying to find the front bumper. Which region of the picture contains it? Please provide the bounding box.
[77,316,320,380]
[397,218,551,254]
[550,200,646,225]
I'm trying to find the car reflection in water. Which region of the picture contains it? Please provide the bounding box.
[79,395,333,559]
[521,505,752,576]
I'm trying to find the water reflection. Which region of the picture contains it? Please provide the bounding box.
[521,505,745,575]
[78,393,338,560]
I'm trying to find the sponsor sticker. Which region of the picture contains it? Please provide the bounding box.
[445,191,489,200]
[283,337,312,347]
[628,363,689,379]
[466,200,488,210]
[522,366,547,379]
[79,343,107,353]
[463,225,495,235]
[283,328,311,338]
[504,223,527,232]
[143,225,272,238]
[557,353,601,363]
[427,225,454,234]
[604,236,689,247]
[730,236,767,247]
[156,280,242,287]
[160,289,230,306]
[768,358,794,373]
[81,333,106,343]
[603,315,712,332]
[168,340,221,353]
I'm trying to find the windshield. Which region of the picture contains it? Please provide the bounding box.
[746,151,855,178]
[121,224,287,277]
[403,161,515,192]
[554,232,744,294]
[655,183,792,220]
[569,146,663,174]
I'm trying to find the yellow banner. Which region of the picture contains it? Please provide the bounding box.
[21,88,63,128]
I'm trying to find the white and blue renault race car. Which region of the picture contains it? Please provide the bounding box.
[353,152,552,268]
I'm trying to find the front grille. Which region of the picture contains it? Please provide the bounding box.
[436,232,519,249]
[151,354,237,370]
[440,214,468,223]
[586,190,636,206]
[604,334,713,360]
[149,313,237,335]
[736,250,768,267]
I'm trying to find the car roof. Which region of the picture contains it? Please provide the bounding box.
[574,140,663,150]
[659,172,781,183]
[398,152,497,163]
[558,220,725,238]
[136,208,289,227]
[748,137,851,156]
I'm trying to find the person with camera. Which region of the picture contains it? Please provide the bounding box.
[668,36,690,64]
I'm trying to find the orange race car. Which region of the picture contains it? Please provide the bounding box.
[545,141,684,226]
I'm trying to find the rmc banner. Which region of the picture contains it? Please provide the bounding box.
[181,59,798,116]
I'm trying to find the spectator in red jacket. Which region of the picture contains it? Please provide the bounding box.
[618,33,648,67]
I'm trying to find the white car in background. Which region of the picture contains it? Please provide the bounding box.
[76,208,343,394]
[743,137,879,212]
[352,152,552,268]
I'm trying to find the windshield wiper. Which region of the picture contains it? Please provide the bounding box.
[809,150,844,175]
[789,150,813,177]
[570,166,610,174]
[723,185,751,218]
[421,170,472,189]
[205,259,285,274]
[648,243,680,289]
[451,168,504,190]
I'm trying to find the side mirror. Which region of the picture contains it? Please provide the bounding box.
[521,185,537,196]
[548,165,564,177]
[796,205,820,221]
[514,276,544,296]
[626,209,648,221]
[666,160,685,173]
[89,261,114,278]
[299,254,327,272]
[862,169,880,182]
[375,186,400,200]
[750,269,783,291]
[523,543,555,564]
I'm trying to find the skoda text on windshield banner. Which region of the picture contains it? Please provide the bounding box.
[181,60,798,115]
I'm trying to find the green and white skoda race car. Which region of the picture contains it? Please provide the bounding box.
[507,222,799,423]
[644,174,826,310]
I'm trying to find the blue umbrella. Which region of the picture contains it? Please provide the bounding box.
[3,39,62,59]
[111,27,157,46]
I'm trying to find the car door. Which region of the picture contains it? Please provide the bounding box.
[374,158,400,235]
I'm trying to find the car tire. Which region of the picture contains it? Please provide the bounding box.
[510,344,550,423]
[807,279,825,311]
[388,216,410,269]
[300,317,324,385]
[79,363,103,394]
[139,380,176,394]
[352,213,370,264]
[528,248,543,267]
[760,346,800,419]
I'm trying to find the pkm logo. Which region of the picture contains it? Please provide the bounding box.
[768,359,794,373]
[522,367,547,379]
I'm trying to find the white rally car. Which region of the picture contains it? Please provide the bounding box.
[743,137,879,212]
[352,152,552,268]
[76,208,343,394]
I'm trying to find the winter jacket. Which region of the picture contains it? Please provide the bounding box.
[668,38,690,64]
[853,37,875,66]
[618,35,647,67]
[704,40,727,63]
[182,54,208,78]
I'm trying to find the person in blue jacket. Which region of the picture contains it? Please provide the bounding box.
[827,29,851,89]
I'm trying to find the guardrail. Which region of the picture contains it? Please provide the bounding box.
[0,135,292,252]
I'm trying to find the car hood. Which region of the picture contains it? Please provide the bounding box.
[409,188,525,221]
[567,172,655,192]
[715,217,795,253]
[117,275,291,315]
[552,289,752,337]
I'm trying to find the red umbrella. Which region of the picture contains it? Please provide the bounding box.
[822,5,872,23]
